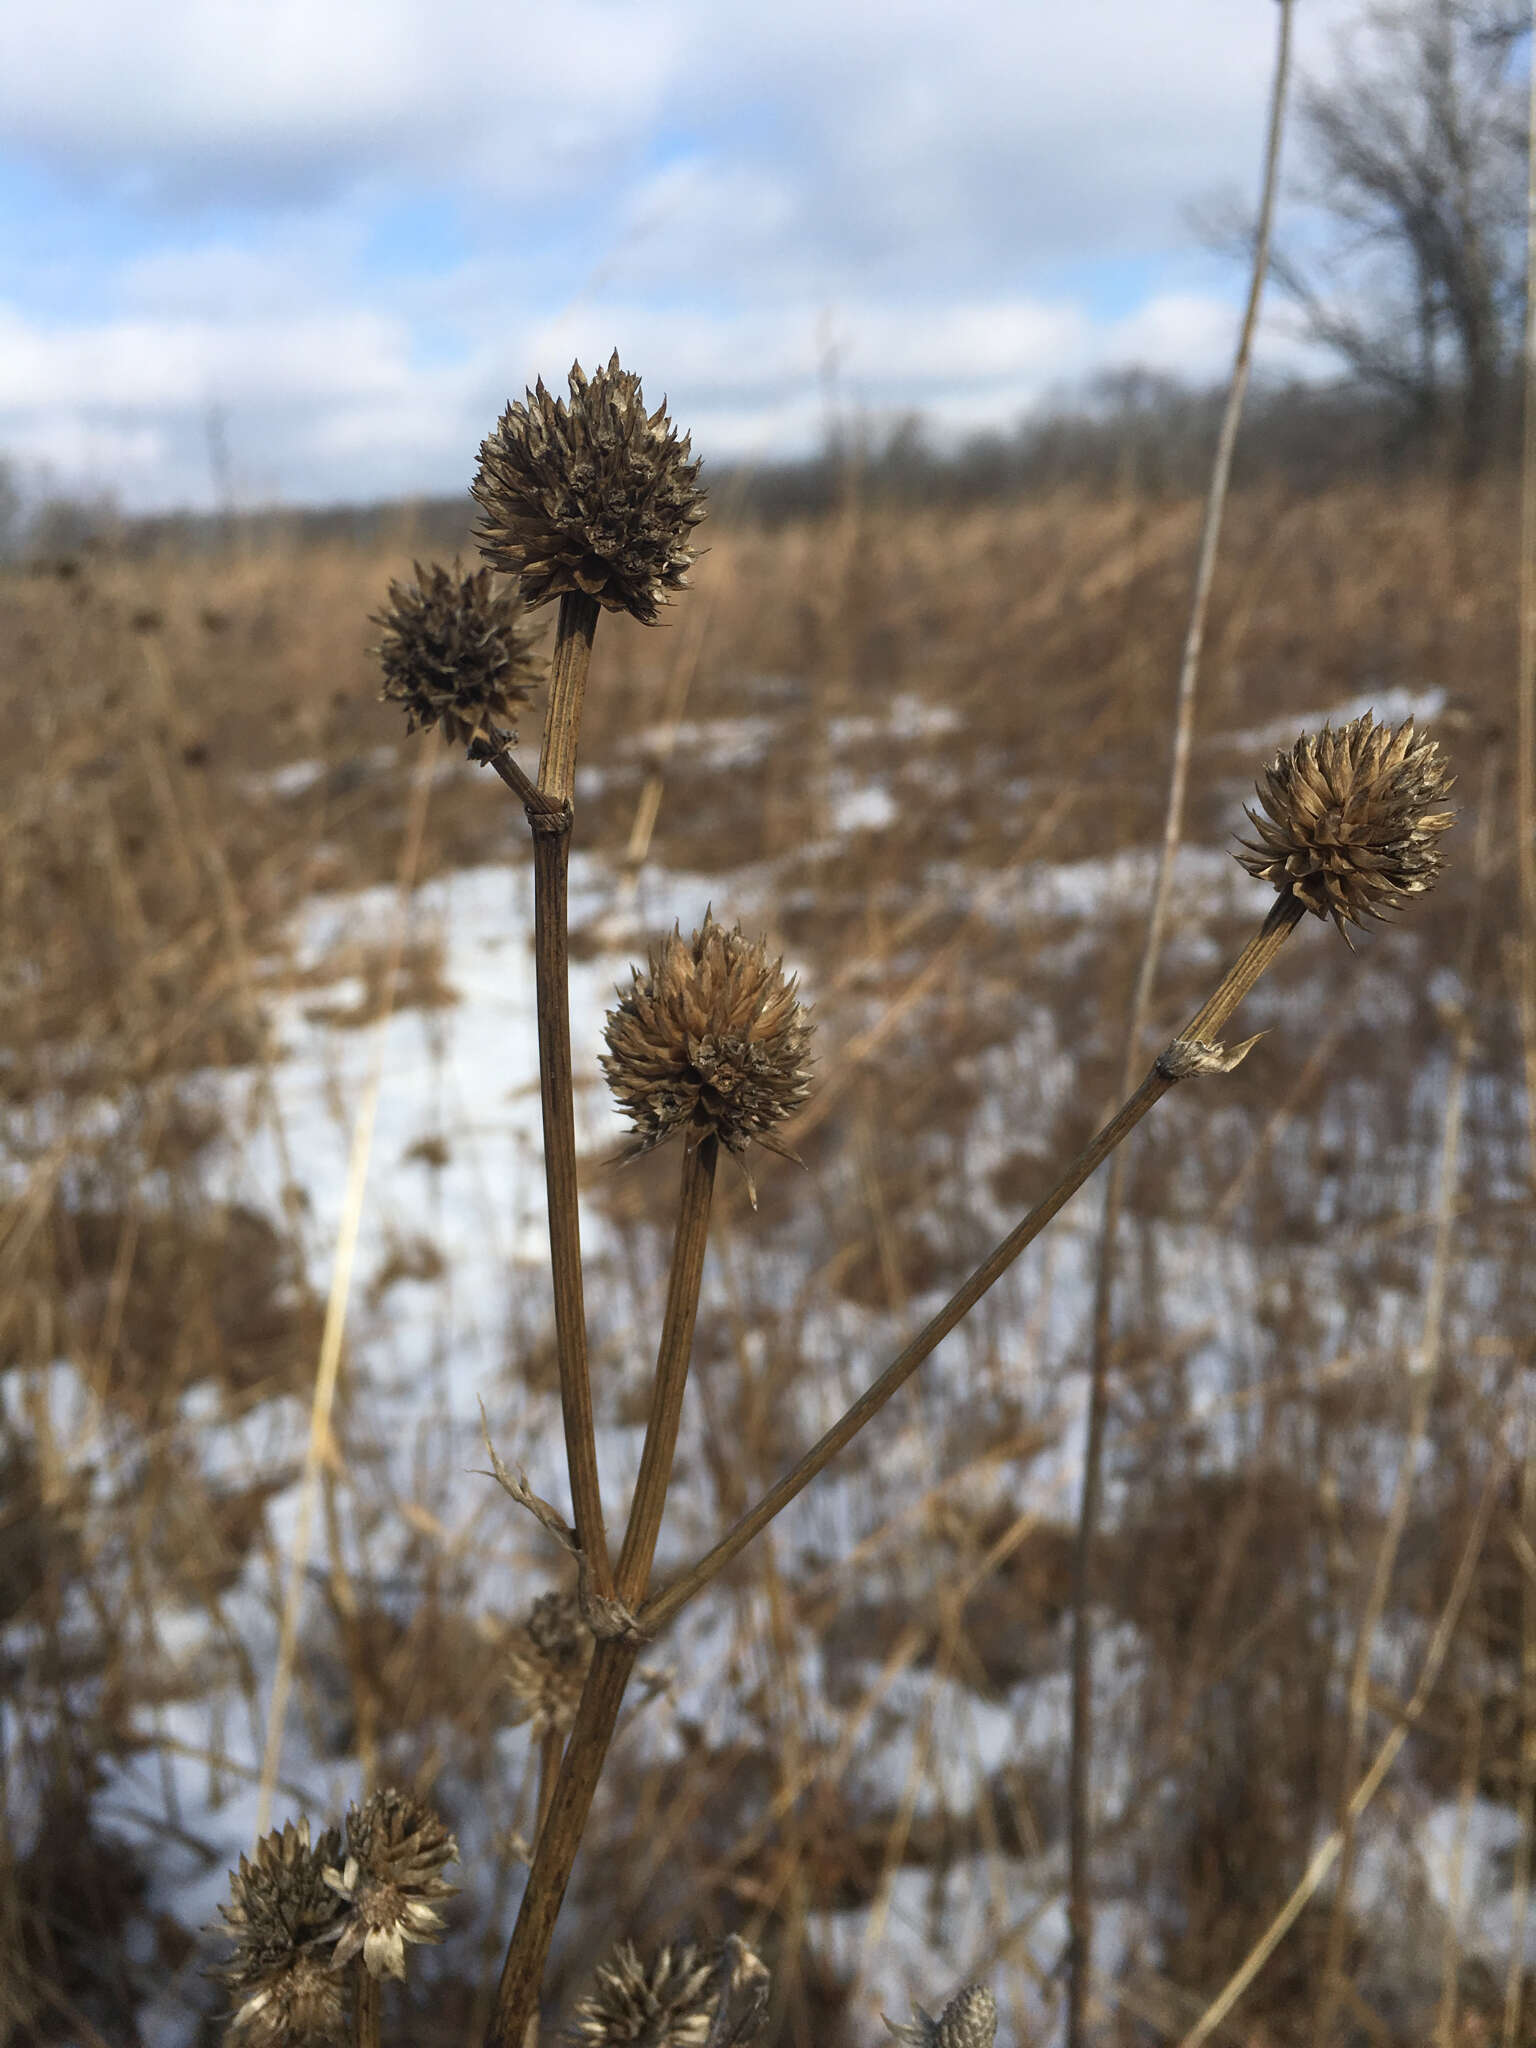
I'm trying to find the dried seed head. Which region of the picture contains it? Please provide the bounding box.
[215,1817,347,1994]
[505,1588,593,1739]
[602,914,812,1167]
[884,1985,998,2048]
[571,1939,768,2048]
[473,353,705,624]
[224,1952,346,2047]
[1235,713,1454,935]
[323,1786,458,1982]
[374,559,539,751]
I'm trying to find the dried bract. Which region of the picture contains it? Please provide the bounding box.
[323,1786,458,1982]
[602,914,812,1166]
[474,352,705,624]
[224,1953,346,2048]
[374,560,539,750]
[216,1818,347,1991]
[1235,712,1454,934]
[505,1588,593,1739]
[571,1939,768,2048]
[884,1985,998,2048]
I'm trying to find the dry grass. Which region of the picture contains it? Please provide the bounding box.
[0,473,1527,2047]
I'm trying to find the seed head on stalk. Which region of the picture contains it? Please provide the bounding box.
[322,1785,458,1983]
[213,1817,347,2044]
[1235,712,1454,936]
[884,1986,998,2048]
[374,560,539,752]
[473,353,706,625]
[570,1938,770,2048]
[602,913,812,1190]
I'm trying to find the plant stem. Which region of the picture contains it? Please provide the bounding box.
[485,1130,721,2048]
[528,590,613,1601]
[353,1964,381,2048]
[1066,10,1294,2034]
[639,898,1304,1638]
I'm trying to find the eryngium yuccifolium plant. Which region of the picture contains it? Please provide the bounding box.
[374,560,539,750]
[570,1939,769,2048]
[1235,712,1455,934]
[473,352,705,624]
[884,1985,998,2048]
[602,914,813,1164]
[214,1818,347,2043]
[322,1785,458,1982]
[505,1587,593,1738]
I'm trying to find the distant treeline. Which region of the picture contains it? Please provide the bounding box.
[3,367,1521,564]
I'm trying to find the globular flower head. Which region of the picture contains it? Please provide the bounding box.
[602,914,813,1172]
[216,1818,347,1988]
[884,1985,998,2048]
[505,1588,593,1740]
[323,1786,458,1983]
[473,353,705,625]
[224,1953,346,2047]
[570,1938,769,2048]
[1235,712,1454,936]
[374,559,540,751]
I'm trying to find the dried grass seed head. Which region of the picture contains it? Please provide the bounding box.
[602,913,812,1163]
[571,1940,766,2048]
[374,559,539,750]
[884,1985,998,2048]
[215,1817,347,1992]
[473,352,705,624]
[323,1785,458,1982]
[1235,712,1454,935]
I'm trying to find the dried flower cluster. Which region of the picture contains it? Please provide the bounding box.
[1235,712,1454,934]
[215,1818,347,2046]
[885,1985,998,2048]
[570,1938,769,2048]
[602,914,813,1167]
[323,1786,459,1982]
[374,560,539,750]
[474,353,705,624]
[505,1588,593,1739]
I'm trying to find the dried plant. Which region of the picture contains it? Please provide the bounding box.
[602,912,813,1170]
[323,1786,458,1981]
[570,1938,770,2048]
[1235,712,1455,934]
[214,1819,347,2044]
[473,353,706,624]
[373,560,539,751]
[884,1985,998,2048]
[504,1588,593,1740]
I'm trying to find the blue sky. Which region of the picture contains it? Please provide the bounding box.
[0,0,1358,513]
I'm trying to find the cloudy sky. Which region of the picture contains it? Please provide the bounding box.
[0,0,1358,513]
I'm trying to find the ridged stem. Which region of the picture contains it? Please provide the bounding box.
[353,1965,381,2048]
[639,897,1304,1638]
[486,1131,721,2048]
[530,590,613,1602]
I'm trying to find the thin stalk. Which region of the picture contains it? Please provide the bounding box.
[529,589,613,1601]
[640,899,1304,1638]
[1065,8,1293,2035]
[486,1130,721,2048]
[353,1965,381,2048]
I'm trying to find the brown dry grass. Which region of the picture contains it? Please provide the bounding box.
[0,474,1527,2047]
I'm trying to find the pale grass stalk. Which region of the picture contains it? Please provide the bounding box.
[1436,1697,1486,2046]
[1314,752,1495,2042]
[256,748,434,1834]
[1502,15,1536,2037]
[1064,4,1295,2033]
[1174,1445,1509,2048]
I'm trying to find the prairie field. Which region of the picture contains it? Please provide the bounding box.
[2,473,1531,2046]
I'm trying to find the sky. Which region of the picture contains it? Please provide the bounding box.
[0,0,1361,514]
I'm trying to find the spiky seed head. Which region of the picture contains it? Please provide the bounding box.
[884,1985,998,2048]
[224,1952,346,2046]
[570,1941,762,2048]
[602,913,813,1167]
[323,1786,458,1982]
[505,1588,593,1739]
[1234,713,1454,935]
[374,559,539,751]
[215,1817,347,1994]
[473,352,706,624]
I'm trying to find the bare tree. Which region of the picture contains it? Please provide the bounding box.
[1270,0,1526,473]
